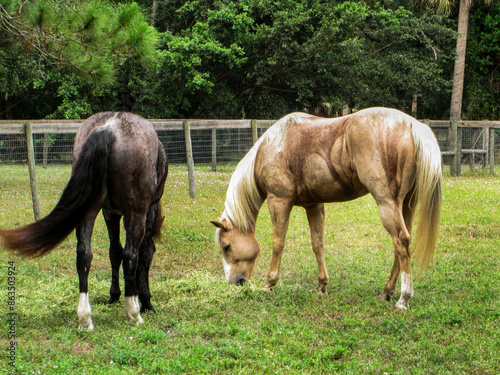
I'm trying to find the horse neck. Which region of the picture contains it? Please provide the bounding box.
[222,206,259,235]
[223,154,263,235]
[222,114,301,233]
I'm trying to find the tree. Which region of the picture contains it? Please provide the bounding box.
[414,0,495,120]
[0,0,158,118]
[142,0,454,119]
[464,3,500,119]
[2,0,458,120]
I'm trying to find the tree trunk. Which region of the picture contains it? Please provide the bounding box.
[449,0,471,120]
[412,93,418,117]
[150,0,158,26]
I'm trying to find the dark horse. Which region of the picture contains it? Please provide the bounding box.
[0,112,168,330]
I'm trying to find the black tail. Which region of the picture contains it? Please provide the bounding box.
[0,127,115,257]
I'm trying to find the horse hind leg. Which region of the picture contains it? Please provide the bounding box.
[380,251,400,302]
[122,212,147,325]
[136,203,160,313]
[380,193,417,301]
[76,211,99,330]
[103,211,123,304]
[377,200,414,309]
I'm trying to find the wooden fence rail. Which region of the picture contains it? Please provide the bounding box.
[0,118,498,216]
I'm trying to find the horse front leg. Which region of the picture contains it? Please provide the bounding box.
[122,213,146,325]
[305,203,329,295]
[76,213,98,330]
[103,211,123,304]
[262,195,292,291]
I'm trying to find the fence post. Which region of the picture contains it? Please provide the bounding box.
[490,128,496,176]
[43,133,49,168]
[450,120,458,176]
[24,122,41,220]
[457,124,462,176]
[470,150,475,172]
[183,120,196,200]
[211,128,217,172]
[483,127,489,169]
[251,120,258,144]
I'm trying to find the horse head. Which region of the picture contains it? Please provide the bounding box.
[211,220,260,285]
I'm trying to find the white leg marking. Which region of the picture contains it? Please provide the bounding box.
[395,272,414,310]
[222,257,232,283]
[77,292,94,330]
[125,296,144,325]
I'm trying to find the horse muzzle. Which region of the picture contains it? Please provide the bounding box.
[230,274,247,286]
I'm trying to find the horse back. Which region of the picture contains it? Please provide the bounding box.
[254,112,366,205]
[345,108,418,201]
[74,112,165,212]
[254,108,418,205]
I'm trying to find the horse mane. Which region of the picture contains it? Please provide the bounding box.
[220,113,311,233]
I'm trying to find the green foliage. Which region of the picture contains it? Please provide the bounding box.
[463,2,500,119]
[1,0,499,119]
[0,0,158,117]
[142,0,456,118]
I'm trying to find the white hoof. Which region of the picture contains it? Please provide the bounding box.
[77,293,94,330]
[125,296,144,325]
[395,299,409,310]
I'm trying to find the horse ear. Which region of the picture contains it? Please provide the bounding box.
[210,220,228,231]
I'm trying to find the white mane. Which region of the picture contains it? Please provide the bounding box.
[220,113,311,233]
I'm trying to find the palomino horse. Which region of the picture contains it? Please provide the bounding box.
[211,107,442,309]
[0,112,168,329]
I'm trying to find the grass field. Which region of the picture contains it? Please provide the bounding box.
[1,163,499,374]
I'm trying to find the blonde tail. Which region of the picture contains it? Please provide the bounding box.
[411,121,443,268]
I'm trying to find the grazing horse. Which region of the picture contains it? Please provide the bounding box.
[0,112,168,329]
[211,107,442,309]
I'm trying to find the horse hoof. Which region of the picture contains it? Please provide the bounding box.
[134,315,145,325]
[140,305,156,314]
[395,301,409,310]
[107,297,120,305]
[315,286,327,295]
[78,322,94,331]
[380,291,392,302]
[78,318,94,331]
[125,296,144,324]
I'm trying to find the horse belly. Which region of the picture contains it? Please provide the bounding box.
[300,153,367,204]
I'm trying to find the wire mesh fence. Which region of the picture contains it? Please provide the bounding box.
[0,121,499,173]
[460,127,491,170]
[0,125,268,166]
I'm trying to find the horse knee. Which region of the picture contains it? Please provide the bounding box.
[123,245,139,264]
[139,239,155,268]
[395,231,411,260]
[76,246,93,273]
[398,231,410,250]
[123,258,138,278]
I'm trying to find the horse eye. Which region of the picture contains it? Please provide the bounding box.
[223,244,231,253]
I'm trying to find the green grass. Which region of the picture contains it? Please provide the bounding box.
[1,163,499,374]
